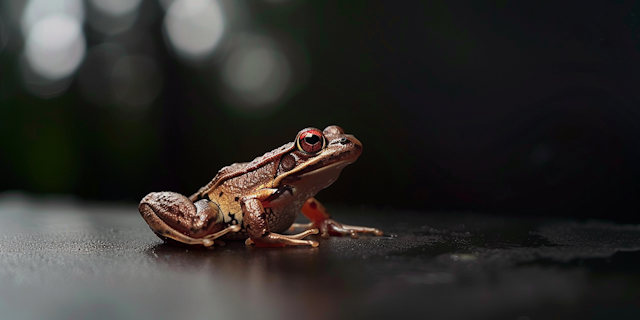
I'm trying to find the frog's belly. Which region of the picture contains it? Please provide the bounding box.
[220,205,300,240]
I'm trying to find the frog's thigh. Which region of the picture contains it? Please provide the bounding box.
[139,192,234,247]
[242,198,319,248]
[300,198,331,221]
[290,197,329,230]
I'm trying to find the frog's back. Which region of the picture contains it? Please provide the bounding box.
[188,142,295,201]
[189,162,250,201]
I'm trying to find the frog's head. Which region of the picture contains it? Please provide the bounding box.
[272,125,362,196]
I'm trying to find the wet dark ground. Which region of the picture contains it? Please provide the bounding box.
[1,193,639,320]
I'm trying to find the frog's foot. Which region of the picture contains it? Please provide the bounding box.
[245,231,320,248]
[291,219,382,239]
[300,198,383,239]
[153,224,240,247]
[314,218,383,239]
[246,228,319,246]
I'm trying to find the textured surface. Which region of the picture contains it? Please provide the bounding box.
[1,193,639,320]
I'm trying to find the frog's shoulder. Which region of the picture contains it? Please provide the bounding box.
[188,142,295,201]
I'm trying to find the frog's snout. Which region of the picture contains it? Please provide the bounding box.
[344,135,363,156]
[329,134,361,148]
[347,135,362,148]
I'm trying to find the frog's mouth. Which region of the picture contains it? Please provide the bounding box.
[276,151,358,187]
[279,153,358,191]
[297,158,354,178]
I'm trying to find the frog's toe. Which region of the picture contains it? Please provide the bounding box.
[282,228,318,240]
[289,222,314,231]
[317,218,383,238]
[247,232,319,248]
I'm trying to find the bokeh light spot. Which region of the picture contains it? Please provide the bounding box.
[87,0,141,35]
[21,0,84,37]
[24,15,86,80]
[164,0,225,61]
[19,55,74,98]
[111,55,163,110]
[221,35,292,109]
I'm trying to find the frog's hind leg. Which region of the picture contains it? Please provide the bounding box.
[139,191,240,247]
[300,198,383,238]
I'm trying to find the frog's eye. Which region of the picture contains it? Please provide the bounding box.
[296,129,325,154]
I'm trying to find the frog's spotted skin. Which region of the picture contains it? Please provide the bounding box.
[139,125,382,248]
[227,212,239,225]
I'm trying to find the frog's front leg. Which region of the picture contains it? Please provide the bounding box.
[294,198,383,238]
[139,192,240,247]
[241,189,319,248]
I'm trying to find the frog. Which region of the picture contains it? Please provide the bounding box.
[138,125,383,248]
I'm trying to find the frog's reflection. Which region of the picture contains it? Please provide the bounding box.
[143,241,327,279]
[142,242,341,320]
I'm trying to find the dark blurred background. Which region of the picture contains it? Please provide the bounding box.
[1,0,640,220]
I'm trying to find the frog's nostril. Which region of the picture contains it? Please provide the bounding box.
[329,136,356,146]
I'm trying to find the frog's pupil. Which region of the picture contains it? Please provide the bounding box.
[304,135,320,145]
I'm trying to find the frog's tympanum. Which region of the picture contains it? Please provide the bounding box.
[139,125,383,248]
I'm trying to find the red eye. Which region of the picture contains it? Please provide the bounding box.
[296,129,325,154]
